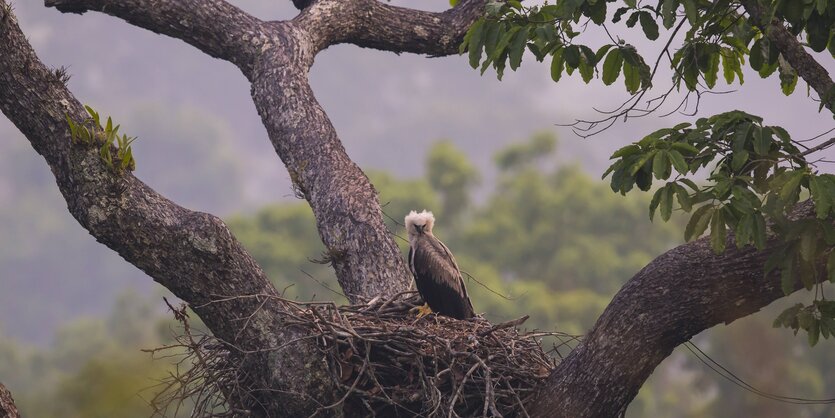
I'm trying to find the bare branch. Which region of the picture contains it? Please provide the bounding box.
[741,0,835,113]
[528,201,824,417]
[45,0,266,77]
[294,0,487,56]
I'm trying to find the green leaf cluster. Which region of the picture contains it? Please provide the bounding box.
[603,109,835,344]
[66,106,137,173]
[774,301,835,347]
[462,0,653,92]
[603,111,808,252]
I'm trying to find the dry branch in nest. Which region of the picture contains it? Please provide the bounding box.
[146,292,580,417]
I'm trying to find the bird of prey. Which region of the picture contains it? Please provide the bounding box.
[405,210,475,320]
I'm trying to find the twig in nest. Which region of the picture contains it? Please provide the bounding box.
[146,293,576,417]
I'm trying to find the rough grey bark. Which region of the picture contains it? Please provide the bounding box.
[741,0,835,112]
[528,202,824,417]
[0,383,19,418]
[0,3,336,416]
[42,0,487,304]
[2,0,486,415]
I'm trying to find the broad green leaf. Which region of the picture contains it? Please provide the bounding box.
[564,45,580,68]
[482,20,501,59]
[467,19,486,69]
[612,7,629,23]
[778,170,806,203]
[778,55,798,95]
[799,230,818,262]
[731,150,749,172]
[703,51,720,89]
[671,142,699,155]
[773,304,802,328]
[630,150,657,175]
[685,204,714,241]
[732,122,752,153]
[661,0,678,29]
[809,317,821,346]
[649,186,664,221]
[660,185,674,221]
[809,175,832,219]
[736,213,753,248]
[638,11,659,40]
[550,49,565,82]
[636,167,653,191]
[620,45,652,89]
[822,317,835,339]
[491,25,520,60]
[652,150,671,180]
[602,48,623,85]
[668,150,689,174]
[683,0,698,25]
[721,49,738,84]
[673,182,692,211]
[807,13,830,52]
[610,143,640,159]
[508,27,529,70]
[752,125,772,155]
[680,178,700,191]
[732,185,760,213]
[749,38,764,71]
[586,0,607,24]
[623,62,641,94]
[710,207,727,253]
[578,58,594,83]
[828,251,835,282]
[626,11,640,28]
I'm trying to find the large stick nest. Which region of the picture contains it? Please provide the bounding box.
[148,292,579,417]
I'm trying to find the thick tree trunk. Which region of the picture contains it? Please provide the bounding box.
[528,202,823,417]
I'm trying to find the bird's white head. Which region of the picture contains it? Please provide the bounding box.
[405,210,435,238]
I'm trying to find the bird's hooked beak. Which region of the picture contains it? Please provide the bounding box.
[415,224,426,234]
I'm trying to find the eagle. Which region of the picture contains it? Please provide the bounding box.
[405,210,475,320]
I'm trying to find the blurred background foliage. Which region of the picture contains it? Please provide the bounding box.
[3,133,835,417]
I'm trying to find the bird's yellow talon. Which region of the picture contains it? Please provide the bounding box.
[410,303,433,318]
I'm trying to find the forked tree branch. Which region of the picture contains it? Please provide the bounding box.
[46,0,423,302]
[741,0,835,113]
[529,201,825,417]
[295,0,488,56]
[0,5,337,415]
[44,0,267,77]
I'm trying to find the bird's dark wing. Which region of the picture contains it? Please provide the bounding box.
[411,234,474,319]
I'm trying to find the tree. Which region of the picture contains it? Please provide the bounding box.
[0,0,833,417]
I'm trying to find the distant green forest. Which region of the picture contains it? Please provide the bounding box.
[2,135,834,417]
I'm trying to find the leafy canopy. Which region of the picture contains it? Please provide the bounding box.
[462,0,835,346]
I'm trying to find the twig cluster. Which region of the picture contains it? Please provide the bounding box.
[146,292,578,417]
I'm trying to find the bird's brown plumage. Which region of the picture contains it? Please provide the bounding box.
[407,214,474,320]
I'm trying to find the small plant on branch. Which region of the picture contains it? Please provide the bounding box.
[66,105,137,173]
